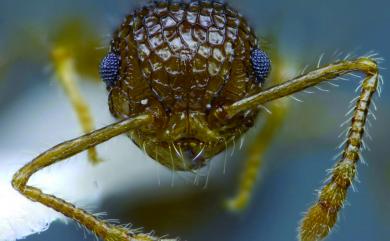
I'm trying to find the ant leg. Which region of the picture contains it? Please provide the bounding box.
[226,48,291,211]
[225,99,288,211]
[212,57,380,241]
[52,47,102,165]
[12,114,161,241]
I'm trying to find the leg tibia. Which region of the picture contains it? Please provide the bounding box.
[225,47,291,211]
[52,47,103,165]
[226,99,288,211]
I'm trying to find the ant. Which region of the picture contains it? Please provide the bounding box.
[11,1,382,241]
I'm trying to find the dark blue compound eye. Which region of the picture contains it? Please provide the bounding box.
[99,53,120,88]
[250,48,271,84]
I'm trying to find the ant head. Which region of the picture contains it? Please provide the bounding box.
[99,52,120,88]
[251,48,271,84]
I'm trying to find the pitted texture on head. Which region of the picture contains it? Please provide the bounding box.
[251,48,271,83]
[106,1,269,170]
[109,0,264,115]
[99,53,120,88]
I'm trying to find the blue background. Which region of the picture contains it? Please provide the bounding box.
[0,1,389,241]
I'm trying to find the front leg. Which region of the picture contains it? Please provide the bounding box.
[212,57,381,241]
[12,114,163,241]
[225,98,288,211]
[51,47,103,165]
[226,46,291,211]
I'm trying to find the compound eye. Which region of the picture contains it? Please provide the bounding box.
[99,53,121,88]
[250,48,271,84]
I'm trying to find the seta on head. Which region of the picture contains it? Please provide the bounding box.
[97,1,273,171]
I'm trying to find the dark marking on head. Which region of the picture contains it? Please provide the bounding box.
[99,53,120,88]
[251,48,271,84]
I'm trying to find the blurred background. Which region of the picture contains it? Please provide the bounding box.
[0,0,389,241]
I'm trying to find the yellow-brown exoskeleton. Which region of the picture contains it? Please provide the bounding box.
[12,1,383,241]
